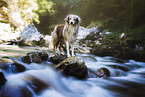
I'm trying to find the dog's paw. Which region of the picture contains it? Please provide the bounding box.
[72,54,75,56]
[67,54,71,58]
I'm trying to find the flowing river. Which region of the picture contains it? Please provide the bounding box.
[0,44,145,97]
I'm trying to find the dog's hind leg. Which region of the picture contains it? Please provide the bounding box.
[66,41,71,57]
[71,44,75,56]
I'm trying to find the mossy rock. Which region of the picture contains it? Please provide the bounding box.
[56,56,88,79]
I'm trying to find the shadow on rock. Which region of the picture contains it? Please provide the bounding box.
[49,54,67,64]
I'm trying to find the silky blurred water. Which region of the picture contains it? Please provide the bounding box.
[0,45,145,97]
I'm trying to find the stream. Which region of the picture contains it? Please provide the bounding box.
[0,44,145,97]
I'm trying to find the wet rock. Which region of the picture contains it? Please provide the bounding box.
[22,55,32,63]
[88,68,110,78]
[0,71,7,87]
[29,53,42,63]
[98,68,110,77]
[11,62,26,73]
[0,58,14,70]
[30,51,48,61]
[56,56,88,79]
[0,57,26,73]
[49,54,67,64]
[26,76,49,94]
[22,53,42,63]
[22,51,48,63]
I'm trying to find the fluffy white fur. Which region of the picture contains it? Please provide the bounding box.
[63,15,81,57]
[52,14,81,57]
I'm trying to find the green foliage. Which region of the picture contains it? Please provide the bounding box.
[87,21,103,28]
[36,0,54,14]
[4,0,145,47]
[4,0,53,26]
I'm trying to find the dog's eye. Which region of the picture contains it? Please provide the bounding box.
[69,18,71,20]
[74,19,76,21]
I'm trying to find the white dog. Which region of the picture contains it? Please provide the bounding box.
[51,14,81,57]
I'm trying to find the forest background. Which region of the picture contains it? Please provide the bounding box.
[0,0,145,61]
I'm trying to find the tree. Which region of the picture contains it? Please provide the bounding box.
[3,0,54,30]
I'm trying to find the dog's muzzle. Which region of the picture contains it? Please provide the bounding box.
[71,22,73,25]
[70,21,76,26]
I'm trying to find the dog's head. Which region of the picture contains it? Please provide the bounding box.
[64,14,81,26]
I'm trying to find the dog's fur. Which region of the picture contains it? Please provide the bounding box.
[51,14,81,57]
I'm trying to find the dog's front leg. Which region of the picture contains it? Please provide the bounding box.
[71,44,75,56]
[66,41,71,57]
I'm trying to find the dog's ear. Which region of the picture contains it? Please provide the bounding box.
[76,16,81,24]
[64,16,69,23]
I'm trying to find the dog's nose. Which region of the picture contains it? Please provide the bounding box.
[70,22,73,25]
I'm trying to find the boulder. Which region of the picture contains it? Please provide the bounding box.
[0,57,26,73]
[22,55,32,63]
[11,62,26,73]
[0,71,7,87]
[55,56,88,79]
[22,53,42,63]
[97,68,110,77]
[32,51,48,61]
[22,51,48,63]
[49,54,67,64]
[26,76,49,94]
[88,68,110,78]
[17,24,45,46]
[0,58,14,70]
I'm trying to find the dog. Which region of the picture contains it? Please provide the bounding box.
[51,14,81,57]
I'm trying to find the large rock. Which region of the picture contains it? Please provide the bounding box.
[11,62,26,73]
[0,58,14,70]
[0,57,26,73]
[22,51,48,63]
[0,71,7,87]
[18,24,48,46]
[26,76,49,94]
[55,56,88,79]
